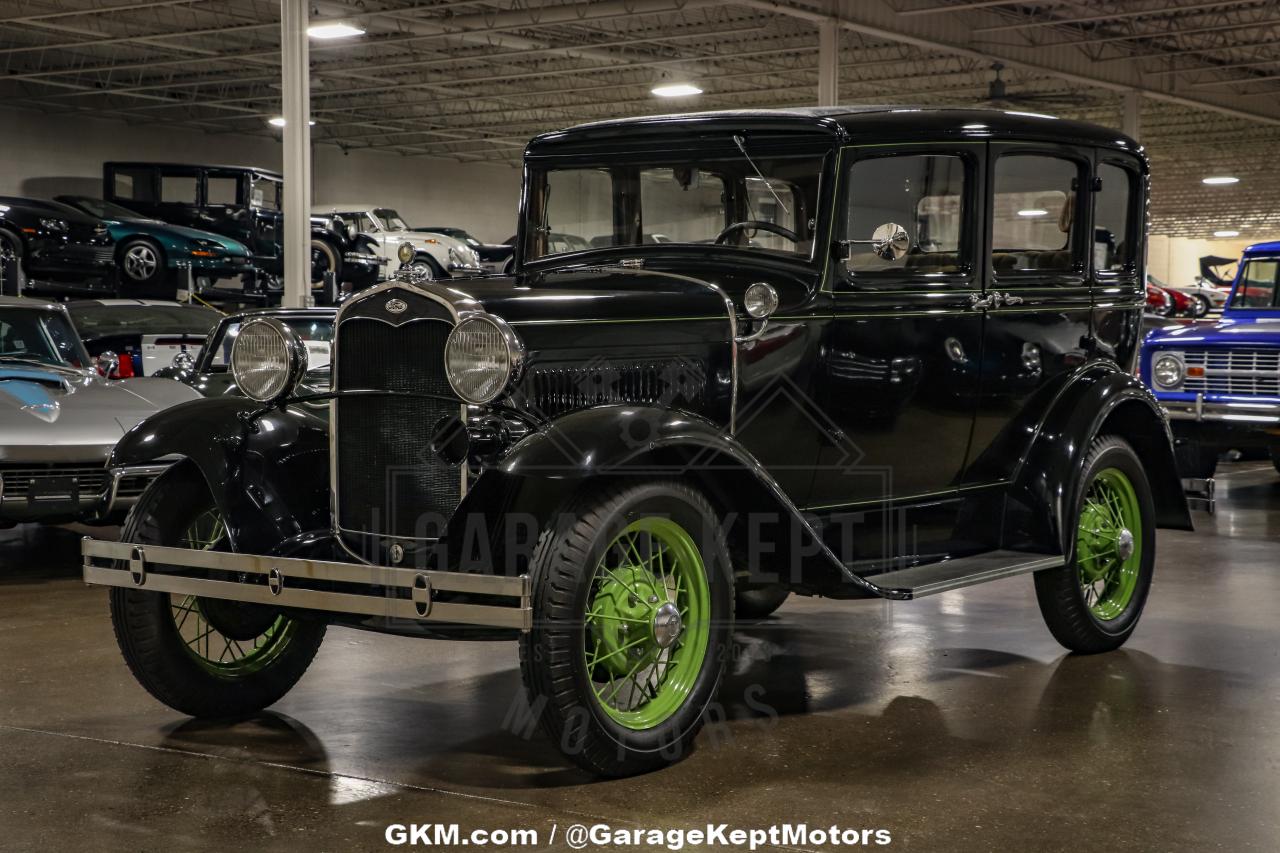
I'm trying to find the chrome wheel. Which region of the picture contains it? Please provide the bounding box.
[123,243,160,281]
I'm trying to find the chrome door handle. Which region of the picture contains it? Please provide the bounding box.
[970,293,995,311]
[1001,292,1024,306]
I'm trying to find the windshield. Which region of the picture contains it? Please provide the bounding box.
[525,150,825,262]
[1233,258,1280,309]
[0,308,91,368]
[209,316,334,369]
[373,208,410,231]
[67,197,145,220]
[70,304,221,339]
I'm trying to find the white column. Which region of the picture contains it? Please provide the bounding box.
[1122,90,1141,142]
[281,0,312,308]
[818,16,838,106]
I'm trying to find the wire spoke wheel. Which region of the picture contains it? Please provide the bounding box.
[1075,467,1143,622]
[168,508,296,679]
[583,517,710,730]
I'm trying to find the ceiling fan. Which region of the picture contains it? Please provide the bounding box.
[980,62,1094,108]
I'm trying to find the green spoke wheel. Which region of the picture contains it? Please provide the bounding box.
[520,480,733,777]
[1035,436,1156,654]
[1075,468,1143,622]
[584,518,711,730]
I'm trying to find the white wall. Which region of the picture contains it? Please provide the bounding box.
[1148,233,1280,288]
[0,106,522,244]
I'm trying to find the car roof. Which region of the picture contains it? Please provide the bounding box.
[314,204,395,213]
[227,307,337,320]
[0,295,62,309]
[68,298,202,308]
[104,162,282,180]
[533,105,1142,159]
[1244,241,1280,255]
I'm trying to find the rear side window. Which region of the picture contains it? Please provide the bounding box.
[844,153,967,274]
[991,154,1081,273]
[1094,162,1136,273]
[112,167,154,203]
[206,174,240,206]
[161,174,198,204]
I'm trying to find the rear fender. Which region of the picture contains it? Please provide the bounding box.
[110,397,330,554]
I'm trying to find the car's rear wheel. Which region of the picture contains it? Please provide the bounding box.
[519,479,732,777]
[1034,436,1156,654]
[108,464,326,718]
[1192,294,1212,317]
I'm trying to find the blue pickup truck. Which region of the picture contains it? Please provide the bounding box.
[1141,240,1280,479]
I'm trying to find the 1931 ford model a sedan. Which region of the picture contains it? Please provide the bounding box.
[84,107,1190,777]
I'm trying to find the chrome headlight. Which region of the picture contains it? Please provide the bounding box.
[444,315,524,404]
[230,317,308,404]
[397,241,415,265]
[743,282,779,319]
[1153,353,1184,389]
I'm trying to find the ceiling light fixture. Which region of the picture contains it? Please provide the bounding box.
[307,23,365,39]
[1017,209,1048,217]
[651,83,702,98]
[1214,230,1240,238]
[268,116,315,127]
[1202,176,1239,185]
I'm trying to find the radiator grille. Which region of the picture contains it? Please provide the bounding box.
[334,316,459,539]
[1183,348,1280,397]
[0,465,108,499]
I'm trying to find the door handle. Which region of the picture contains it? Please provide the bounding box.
[969,293,996,311]
[1001,292,1024,306]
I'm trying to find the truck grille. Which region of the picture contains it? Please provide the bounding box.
[0,465,108,499]
[334,314,459,541]
[1183,348,1280,397]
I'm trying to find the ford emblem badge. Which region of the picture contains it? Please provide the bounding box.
[385,298,408,315]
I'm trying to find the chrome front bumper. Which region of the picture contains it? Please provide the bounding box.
[81,538,532,631]
[1164,397,1280,424]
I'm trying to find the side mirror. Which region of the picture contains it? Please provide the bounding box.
[96,350,120,379]
[871,222,910,261]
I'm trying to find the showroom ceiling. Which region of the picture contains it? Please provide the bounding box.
[2,0,1279,237]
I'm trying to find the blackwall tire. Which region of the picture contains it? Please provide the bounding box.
[108,463,326,719]
[118,238,167,295]
[1034,436,1156,654]
[518,479,733,777]
[734,585,789,620]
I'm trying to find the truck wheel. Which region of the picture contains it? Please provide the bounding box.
[310,239,342,285]
[1034,436,1156,654]
[1271,448,1280,476]
[108,464,326,718]
[519,480,733,777]
[1175,441,1218,479]
[734,585,789,619]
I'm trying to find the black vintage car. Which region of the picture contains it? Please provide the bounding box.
[0,196,116,295]
[101,162,383,301]
[84,108,1189,778]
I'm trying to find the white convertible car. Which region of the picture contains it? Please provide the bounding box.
[314,204,482,280]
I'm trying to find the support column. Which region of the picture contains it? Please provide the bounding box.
[818,16,838,106]
[281,0,311,308]
[1122,90,1141,142]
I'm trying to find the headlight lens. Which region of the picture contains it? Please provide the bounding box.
[1153,354,1184,388]
[230,318,308,403]
[444,315,523,404]
[397,241,415,264]
[743,281,779,319]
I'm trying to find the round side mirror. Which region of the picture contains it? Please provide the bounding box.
[97,350,120,379]
[871,222,911,261]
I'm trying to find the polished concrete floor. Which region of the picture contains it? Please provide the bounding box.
[2,463,1278,852]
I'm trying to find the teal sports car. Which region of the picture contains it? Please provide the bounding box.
[55,195,254,297]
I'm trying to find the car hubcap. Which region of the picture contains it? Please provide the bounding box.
[124,245,157,280]
[1076,468,1143,621]
[410,261,433,280]
[583,517,710,730]
[168,507,294,678]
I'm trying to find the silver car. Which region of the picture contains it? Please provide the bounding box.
[0,296,200,526]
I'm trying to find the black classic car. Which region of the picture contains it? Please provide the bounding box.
[0,196,115,295]
[84,107,1188,778]
[154,306,334,402]
[101,162,382,301]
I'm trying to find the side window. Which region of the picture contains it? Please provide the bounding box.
[844,153,967,275]
[111,168,154,203]
[540,168,613,255]
[1094,162,1136,273]
[206,174,240,206]
[160,174,198,204]
[992,154,1081,273]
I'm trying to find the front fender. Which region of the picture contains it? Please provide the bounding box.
[1008,364,1192,556]
[111,397,330,554]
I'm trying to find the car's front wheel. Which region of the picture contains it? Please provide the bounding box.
[519,480,732,777]
[1192,294,1212,317]
[1034,436,1156,654]
[119,238,166,294]
[310,239,342,285]
[108,464,326,718]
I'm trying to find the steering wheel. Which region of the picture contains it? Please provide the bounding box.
[715,220,800,245]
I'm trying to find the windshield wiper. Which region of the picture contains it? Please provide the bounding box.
[733,134,789,217]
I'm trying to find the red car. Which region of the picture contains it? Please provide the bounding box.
[1147,282,1193,317]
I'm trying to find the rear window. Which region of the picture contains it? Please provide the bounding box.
[69,304,222,339]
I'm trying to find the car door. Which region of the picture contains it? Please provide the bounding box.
[809,145,985,519]
[962,144,1094,487]
[1089,154,1145,370]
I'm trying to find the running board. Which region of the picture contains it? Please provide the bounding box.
[861,550,1064,600]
